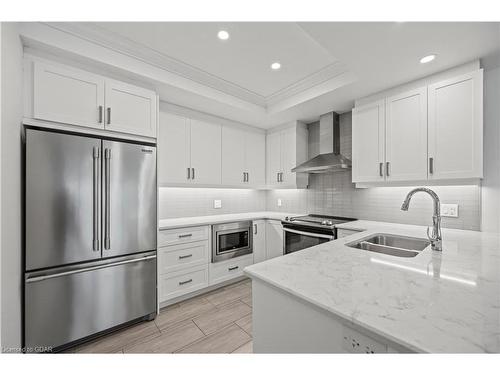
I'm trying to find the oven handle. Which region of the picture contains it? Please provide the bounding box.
[283,227,335,240]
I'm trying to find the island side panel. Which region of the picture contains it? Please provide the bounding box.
[251,278,411,353]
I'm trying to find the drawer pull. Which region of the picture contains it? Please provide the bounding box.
[178,254,193,260]
[228,266,239,271]
[178,234,193,238]
[179,278,193,286]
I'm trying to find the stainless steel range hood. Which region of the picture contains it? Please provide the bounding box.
[292,112,351,174]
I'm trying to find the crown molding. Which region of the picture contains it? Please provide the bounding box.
[45,22,268,107]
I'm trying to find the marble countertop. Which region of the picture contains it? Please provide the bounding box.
[159,211,303,230]
[245,220,500,353]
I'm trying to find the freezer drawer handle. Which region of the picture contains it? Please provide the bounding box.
[179,278,193,286]
[92,146,100,251]
[104,148,112,250]
[178,254,193,260]
[25,255,157,283]
[228,266,239,271]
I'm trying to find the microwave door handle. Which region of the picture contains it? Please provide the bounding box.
[282,227,334,240]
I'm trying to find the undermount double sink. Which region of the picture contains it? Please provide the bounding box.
[345,233,430,258]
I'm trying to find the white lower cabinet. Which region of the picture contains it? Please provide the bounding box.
[159,264,209,302]
[253,220,267,264]
[209,254,254,285]
[158,240,209,274]
[266,220,284,259]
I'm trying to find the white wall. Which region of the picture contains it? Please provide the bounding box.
[1,22,23,350]
[481,63,500,232]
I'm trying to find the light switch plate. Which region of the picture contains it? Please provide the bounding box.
[277,199,282,207]
[441,203,458,217]
[214,199,222,209]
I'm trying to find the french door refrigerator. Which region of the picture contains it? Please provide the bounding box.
[24,128,157,351]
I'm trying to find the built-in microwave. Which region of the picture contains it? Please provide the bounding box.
[212,221,253,263]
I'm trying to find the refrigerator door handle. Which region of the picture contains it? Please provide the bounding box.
[92,146,100,251]
[25,255,157,283]
[104,148,111,250]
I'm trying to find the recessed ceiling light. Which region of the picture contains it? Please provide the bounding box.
[271,62,281,70]
[420,54,436,64]
[217,30,229,40]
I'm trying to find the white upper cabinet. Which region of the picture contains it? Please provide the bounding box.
[33,62,105,129]
[104,79,157,137]
[159,112,190,185]
[352,100,385,183]
[222,126,248,186]
[385,87,428,181]
[31,60,157,138]
[245,131,266,187]
[266,123,308,188]
[266,131,282,186]
[190,119,222,185]
[428,70,483,180]
[352,68,483,185]
[222,126,266,187]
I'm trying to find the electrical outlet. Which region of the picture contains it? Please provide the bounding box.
[213,199,222,209]
[277,199,282,207]
[342,326,387,353]
[441,203,459,218]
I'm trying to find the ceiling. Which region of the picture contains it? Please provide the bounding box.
[38,22,500,128]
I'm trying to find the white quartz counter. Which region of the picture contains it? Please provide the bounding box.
[158,211,303,230]
[245,220,500,353]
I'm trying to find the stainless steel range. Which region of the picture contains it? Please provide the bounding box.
[282,214,357,254]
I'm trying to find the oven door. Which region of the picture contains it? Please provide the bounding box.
[283,227,334,254]
[213,226,253,262]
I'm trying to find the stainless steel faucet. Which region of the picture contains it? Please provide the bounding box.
[401,187,442,251]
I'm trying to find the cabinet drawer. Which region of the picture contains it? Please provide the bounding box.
[158,225,209,247]
[159,240,209,274]
[159,265,209,303]
[209,254,253,286]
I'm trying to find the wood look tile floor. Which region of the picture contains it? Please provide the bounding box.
[69,278,253,354]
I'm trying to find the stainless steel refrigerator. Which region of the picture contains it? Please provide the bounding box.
[24,128,157,351]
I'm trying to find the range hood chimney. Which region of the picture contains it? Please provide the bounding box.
[291,112,351,174]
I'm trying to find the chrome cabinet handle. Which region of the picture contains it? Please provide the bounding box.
[386,161,390,177]
[246,172,249,182]
[178,233,193,238]
[98,106,103,124]
[429,157,434,174]
[179,278,193,286]
[379,162,383,177]
[179,254,193,260]
[92,146,100,251]
[277,172,279,182]
[104,148,111,250]
[228,266,239,271]
[187,167,191,179]
[191,168,195,180]
[243,172,246,182]
[106,107,111,125]
[254,224,257,235]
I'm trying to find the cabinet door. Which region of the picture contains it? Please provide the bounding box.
[385,88,428,181]
[266,131,282,186]
[428,70,483,180]
[245,131,266,187]
[158,112,191,185]
[190,119,222,185]
[266,221,283,259]
[221,126,246,186]
[253,220,267,264]
[352,100,386,183]
[104,79,157,137]
[280,127,297,186]
[33,62,105,129]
